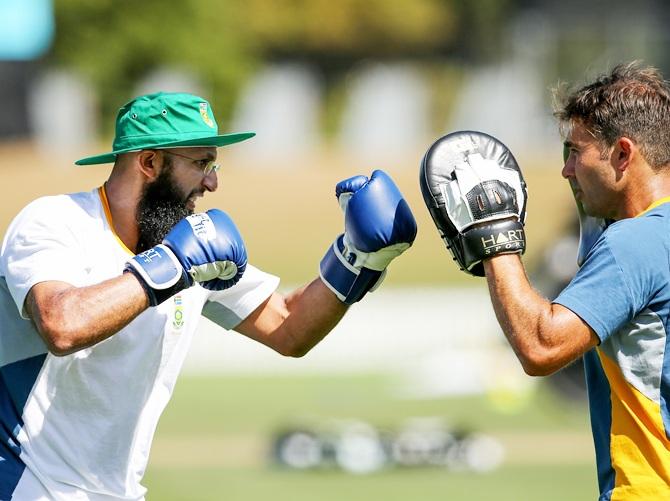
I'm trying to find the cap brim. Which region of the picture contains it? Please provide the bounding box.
[74,132,256,165]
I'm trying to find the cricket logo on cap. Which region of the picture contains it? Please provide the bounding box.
[199,103,215,128]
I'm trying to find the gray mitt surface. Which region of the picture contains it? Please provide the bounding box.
[420,131,528,276]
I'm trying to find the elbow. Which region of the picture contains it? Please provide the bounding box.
[272,330,316,358]
[37,321,82,357]
[29,294,87,356]
[45,336,79,357]
[44,332,80,357]
[276,341,313,358]
[49,344,78,357]
[517,348,562,377]
[520,360,556,377]
[267,321,321,358]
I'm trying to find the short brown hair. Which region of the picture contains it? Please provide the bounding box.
[554,61,670,169]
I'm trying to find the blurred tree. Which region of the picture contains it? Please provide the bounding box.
[50,0,257,129]
[242,0,457,58]
[457,0,516,62]
[48,0,533,133]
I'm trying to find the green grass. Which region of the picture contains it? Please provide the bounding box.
[144,375,598,500]
[152,375,589,435]
[144,464,597,501]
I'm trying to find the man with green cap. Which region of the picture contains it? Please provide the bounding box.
[0,91,417,499]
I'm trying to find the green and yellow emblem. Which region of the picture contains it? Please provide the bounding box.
[173,295,184,330]
[199,102,215,128]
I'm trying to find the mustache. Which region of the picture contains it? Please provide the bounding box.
[187,190,205,202]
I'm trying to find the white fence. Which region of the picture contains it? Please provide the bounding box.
[184,287,535,400]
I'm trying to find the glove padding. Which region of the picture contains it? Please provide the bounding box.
[125,209,247,306]
[420,131,527,276]
[320,170,417,304]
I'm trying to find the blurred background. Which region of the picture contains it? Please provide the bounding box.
[2,0,669,499]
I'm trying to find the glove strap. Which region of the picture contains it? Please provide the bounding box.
[461,219,526,276]
[319,235,385,305]
[124,244,191,306]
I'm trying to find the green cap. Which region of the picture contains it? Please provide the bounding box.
[75,92,255,165]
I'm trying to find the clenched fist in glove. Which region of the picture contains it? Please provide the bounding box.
[419,131,527,276]
[320,170,417,304]
[125,209,247,305]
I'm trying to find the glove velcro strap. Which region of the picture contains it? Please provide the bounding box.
[124,244,191,306]
[461,219,526,276]
[319,236,385,305]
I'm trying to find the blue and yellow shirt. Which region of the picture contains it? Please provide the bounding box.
[555,199,670,500]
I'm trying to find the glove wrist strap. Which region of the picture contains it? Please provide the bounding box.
[461,219,526,275]
[124,244,191,306]
[319,235,385,305]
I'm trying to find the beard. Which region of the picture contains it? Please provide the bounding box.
[135,163,193,253]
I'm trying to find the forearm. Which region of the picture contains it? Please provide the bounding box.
[282,278,349,355]
[26,273,149,355]
[236,278,348,357]
[483,254,588,375]
[236,169,412,355]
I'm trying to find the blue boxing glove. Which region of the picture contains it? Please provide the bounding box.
[320,170,417,304]
[125,209,247,306]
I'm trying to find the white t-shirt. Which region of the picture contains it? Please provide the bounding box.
[0,188,279,500]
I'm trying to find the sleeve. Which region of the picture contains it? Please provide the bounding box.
[553,221,658,343]
[201,264,280,330]
[0,197,88,318]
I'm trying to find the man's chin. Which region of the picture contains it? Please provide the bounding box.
[582,204,608,220]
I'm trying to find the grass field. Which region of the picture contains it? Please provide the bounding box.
[143,375,599,500]
[144,465,596,501]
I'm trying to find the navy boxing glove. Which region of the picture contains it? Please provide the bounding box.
[320,170,417,304]
[125,209,247,306]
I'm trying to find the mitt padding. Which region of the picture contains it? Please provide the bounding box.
[419,130,528,276]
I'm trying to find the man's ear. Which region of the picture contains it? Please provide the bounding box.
[615,137,635,171]
[136,150,161,180]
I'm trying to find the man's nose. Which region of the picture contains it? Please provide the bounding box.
[561,156,575,179]
[203,170,218,192]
